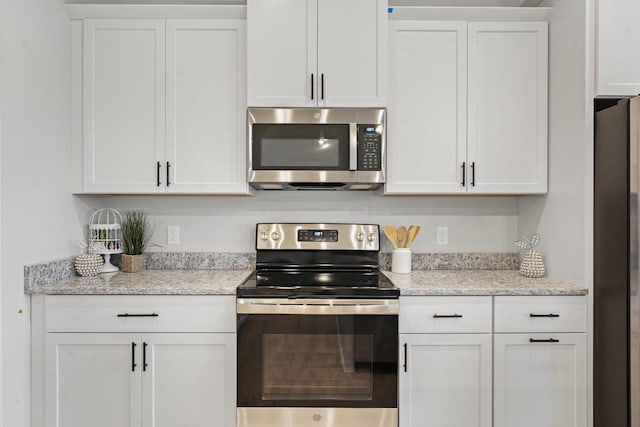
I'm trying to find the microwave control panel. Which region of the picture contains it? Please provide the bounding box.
[357,125,382,171]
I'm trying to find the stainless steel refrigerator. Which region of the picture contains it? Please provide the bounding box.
[594,95,640,427]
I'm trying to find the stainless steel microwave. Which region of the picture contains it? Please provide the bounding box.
[248,108,386,190]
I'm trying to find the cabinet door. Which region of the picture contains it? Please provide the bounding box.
[597,0,640,95]
[247,0,317,107]
[386,21,467,194]
[468,22,548,194]
[142,333,236,427]
[83,19,165,193]
[46,333,141,427]
[317,0,387,107]
[494,333,587,427]
[165,20,248,194]
[400,334,492,427]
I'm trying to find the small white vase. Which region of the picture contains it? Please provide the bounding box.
[392,248,412,274]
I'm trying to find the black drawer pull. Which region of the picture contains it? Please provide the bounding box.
[433,314,463,318]
[403,343,408,372]
[117,313,159,318]
[530,313,560,318]
[461,161,466,187]
[529,338,559,343]
[143,342,148,372]
[131,342,137,372]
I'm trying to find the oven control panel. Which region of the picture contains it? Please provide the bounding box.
[256,223,379,251]
[298,229,338,242]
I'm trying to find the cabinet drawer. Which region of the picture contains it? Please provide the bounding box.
[494,296,587,333]
[400,296,492,333]
[45,295,235,333]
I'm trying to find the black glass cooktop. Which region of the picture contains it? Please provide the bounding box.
[237,269,399,299]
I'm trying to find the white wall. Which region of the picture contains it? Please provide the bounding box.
[518,0,589,285]
[0,1,96,425]
[90,193,519,253]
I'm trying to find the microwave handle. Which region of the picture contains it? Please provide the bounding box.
[349,123,358,171]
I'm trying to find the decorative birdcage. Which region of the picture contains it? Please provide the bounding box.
[89,208,123,273]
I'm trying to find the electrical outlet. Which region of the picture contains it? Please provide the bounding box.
[167,226,180,245]
[436,226,448,246]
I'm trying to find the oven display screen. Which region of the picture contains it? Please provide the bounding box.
[298,229,338,242]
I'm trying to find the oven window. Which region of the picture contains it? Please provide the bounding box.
[262,331,373,401]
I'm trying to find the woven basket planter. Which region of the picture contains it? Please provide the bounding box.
[121,254,146,273]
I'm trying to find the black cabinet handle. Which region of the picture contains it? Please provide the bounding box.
[321,73,325,100]
[131,342,137,372]
[433,314,463,318]
[529,338,559,343]
[471,162,476,187]
[530,313,560,318]
[461,161,466,187]
[156,161,161,187]
[166,162,171,187]
[311,73,314,100]
[117,313,159,318]
[143,342,148,372]
[403,343,408,372]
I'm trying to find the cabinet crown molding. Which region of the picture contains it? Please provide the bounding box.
[66,4,246,19]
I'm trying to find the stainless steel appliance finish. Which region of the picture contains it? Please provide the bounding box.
[248,108,386,190]
[594,95,640,427]
[256,223,379,251]
[236,298,399,315]
[237,223,398,427]
[237,407,398,427]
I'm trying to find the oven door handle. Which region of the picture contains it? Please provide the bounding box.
[349,123,358,171]
[236,298,398,315]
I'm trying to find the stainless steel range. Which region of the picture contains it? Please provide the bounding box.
[237,223,399,427]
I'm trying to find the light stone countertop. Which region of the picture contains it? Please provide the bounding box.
[383,270,588,296]
[26,268,588,297]
[26,269,253,295]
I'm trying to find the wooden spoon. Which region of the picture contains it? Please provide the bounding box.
[404,225,421,248]
[382,226,398,249]
[397,226,407,248]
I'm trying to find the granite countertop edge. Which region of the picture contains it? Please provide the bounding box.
[27,268,587,297]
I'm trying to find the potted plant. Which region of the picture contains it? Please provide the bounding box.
[121,210,154,273]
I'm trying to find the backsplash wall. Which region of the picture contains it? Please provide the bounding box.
[81,192,519,253]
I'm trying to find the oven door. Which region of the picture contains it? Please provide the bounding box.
[237,299,398,411]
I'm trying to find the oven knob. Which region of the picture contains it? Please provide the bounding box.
[271,232,281,241]
[356,232,365,242]
[260,232,269,241]
[367,233,376,242]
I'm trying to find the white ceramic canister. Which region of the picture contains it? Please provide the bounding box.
[391,248,412,274]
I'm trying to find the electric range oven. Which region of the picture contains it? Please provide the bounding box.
[237,223,399,427]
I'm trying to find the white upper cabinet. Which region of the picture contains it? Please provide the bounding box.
[597,0,640,96]
[387,21,467,194]
[386,20,548,195]
[467,22,548,194]
[77,18,248,194]
[83,19,166,193]
[247,0,387,107]
[247,0,316,107]
[165,20,247,193]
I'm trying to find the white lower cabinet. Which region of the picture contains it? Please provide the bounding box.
[399,295,587,427]
[46,333,141,427]
[493,333,587,427]
[46,332,235,427]
[400,333,492,427]
[142,334,235,427]
[40,296,236,427]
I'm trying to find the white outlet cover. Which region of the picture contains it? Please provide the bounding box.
[436,226,448,246]
[167,226,180,245]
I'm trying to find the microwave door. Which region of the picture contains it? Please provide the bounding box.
[349,123,358,171]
